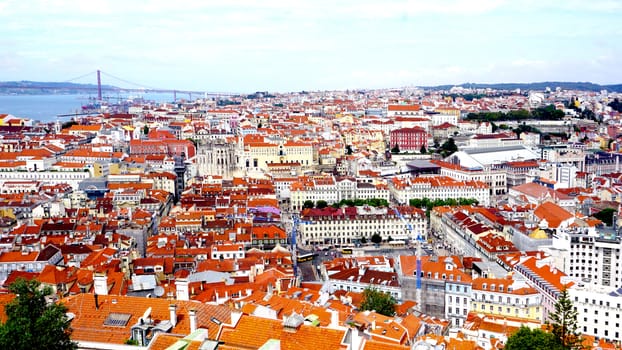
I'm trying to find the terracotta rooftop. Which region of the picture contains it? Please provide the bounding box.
[218,314,347,349]
[61,294,232,344]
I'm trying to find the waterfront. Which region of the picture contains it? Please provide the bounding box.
[0,93,177,123]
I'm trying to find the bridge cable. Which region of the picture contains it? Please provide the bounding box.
[99,71,159,90]
[63,71,97,83]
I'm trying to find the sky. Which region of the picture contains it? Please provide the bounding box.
[1,0,621,92]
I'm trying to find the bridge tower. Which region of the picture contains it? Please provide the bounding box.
[97,70,102,101]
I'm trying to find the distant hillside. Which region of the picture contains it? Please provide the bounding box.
[420,81,622,93]
[0,81,119,94]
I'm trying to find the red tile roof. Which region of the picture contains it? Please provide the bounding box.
[62,294,232,344]
[218,314,347,349]
[533,201,573,228]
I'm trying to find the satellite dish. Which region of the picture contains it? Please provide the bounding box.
[154,286,165,297]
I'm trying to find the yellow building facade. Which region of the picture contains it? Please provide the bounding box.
[470,276,543,322]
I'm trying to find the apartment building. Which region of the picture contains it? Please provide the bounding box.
[438,208,518,260]
[433,160,506,198]
[389,127,429,152]
[387,104,422,117]
[400,255,471,322]
[290,175,389,211]
[444,257,473,328]
[240,135,314,173]
[298,205,427,246]
[553,227,622,288]
[0,169,91,190]
[328,266,402,301]
[389,175,490,207]
[569,283,622,342]
[470,276,542,323]
[513,256,571,321]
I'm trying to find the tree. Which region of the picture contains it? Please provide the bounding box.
[370,233,382,244]
[361,236,367,244]
[439,138,458,157]
[339,199,355,207]
[0,278,77,350]
[609,98,622,113]
[354,199,366,206]
[548,287,581,350]
[593,208,615,226]
[186,138,198,147]
[360,287,396,317]
[346,145,353,155]
[419,145,427,154]
[143,125,149,135]
[302,200,314,209]
[316,200,328,209]
[390,143,400,154]
[61,120,78,129]
[505,326,563,350]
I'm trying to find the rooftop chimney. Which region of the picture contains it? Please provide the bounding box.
[93,272,108,296]
[330,309,339,328]
[175,278,189,301]
[189,309,197,333]
[94,293,99,310]
[169,304,177,327]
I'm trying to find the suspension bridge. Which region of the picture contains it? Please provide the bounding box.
[7,70,238,101]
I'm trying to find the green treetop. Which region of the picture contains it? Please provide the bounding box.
[505,326,563,350]
[360,287,396,317]
[0,278,77,350]
[548,287,582,350]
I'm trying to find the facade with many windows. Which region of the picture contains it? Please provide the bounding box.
[569,283,622,342]
[470,276,542,322]
[553,227,622,288]
[389,175,490,207]
[328,267,402,301]
[513,256,570,321]
[443,257,473,328]
[389,127,428,152]
[298,205,427,246]
[290,175,389,211]
[432,160,507,197]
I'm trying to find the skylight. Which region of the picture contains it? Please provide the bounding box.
[104,312,132,327]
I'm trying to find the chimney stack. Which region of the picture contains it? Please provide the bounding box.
[169,304,177,327]
[93,272,108,296]
[330,309,339,328]
[94,293,99,310]
[175,278,189,301]
[189,309,197,333]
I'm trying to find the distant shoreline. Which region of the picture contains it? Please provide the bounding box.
[2,80,622,94]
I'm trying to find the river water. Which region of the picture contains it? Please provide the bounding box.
[0,93,177,123]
